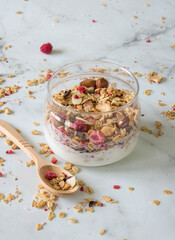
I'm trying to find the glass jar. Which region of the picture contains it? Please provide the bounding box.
[44,60,140,166]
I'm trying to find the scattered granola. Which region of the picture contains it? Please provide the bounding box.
[99,229,105,235]
[68,218,78,223]
[58,212,66,218]
[152,200,160,206]
[144,89,152,96]
[128,187,134,191]
[31,130,41,135]
[36,224,43,231]
[25,160,35,167]
[102,196,117,203]
[163,190,173,195]
[146,72,162,84]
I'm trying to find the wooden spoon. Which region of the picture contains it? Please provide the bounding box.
[0,120,79,196]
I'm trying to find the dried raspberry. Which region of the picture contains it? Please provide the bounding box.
[99,203,103,207]
[115,132,120,136]
[51,157,57,164]
[46,74,51,79]
[74,105,77,109]
[50,149,54,154]
[74,95,79,99]
[45,171,58,180]
[6,150,15,154]
[80,186,84,191]
[4,93,9,96]
[10,91,12,94]
[44,208,48,211]
[89,130,105,145]
[92,19,96,23]
[77,86,86,93]
[17,86,21,89]
[0,172,2,177]
[146,39,151,43]
[96,91,100,95]
[113,185,120,189]
[79,141,89,147]
[40,43,53,54]
[71,120,88,132]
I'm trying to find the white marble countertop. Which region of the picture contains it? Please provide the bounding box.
[0,0,175,239]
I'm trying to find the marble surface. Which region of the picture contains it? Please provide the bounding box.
[0,0,175,239]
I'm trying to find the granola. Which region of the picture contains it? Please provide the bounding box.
[46,77,139,165]
[44,171,76,191]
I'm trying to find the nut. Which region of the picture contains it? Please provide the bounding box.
[116,113,129,128]
[96,77,109,88]
[80,79,96,87]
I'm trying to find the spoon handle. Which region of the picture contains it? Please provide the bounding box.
[0,119,43,166]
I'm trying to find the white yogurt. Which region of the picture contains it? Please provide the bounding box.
[44,127,139,166]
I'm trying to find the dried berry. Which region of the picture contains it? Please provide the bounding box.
[113,185,120,189]
[63,89,71,98]
[46,74,51,78]
[96,77,109,88]
[99,203,103,207]
[0,172,2,177]
[80,186,84,191]
[71,120,88,132]
[77,86,86,93]
[45,171,58,180]
[40,43,53,54]
[89,130,105,145]
[89,201,96,207]
[51,157,57,164]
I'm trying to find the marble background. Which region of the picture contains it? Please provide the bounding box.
[0,0,175,239]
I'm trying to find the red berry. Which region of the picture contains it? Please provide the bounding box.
[113,185,120,189]
[0,172,3,177]
[89,130,105,145]
[46,74,51,79]
[99,203,103,207]
[4,93,8,96]
[80,187,84,191]
[77,86,86,93]
[71,120,88,132]
[45,171,58,180]
[51,157,57,164]
[74,95,79,99]
[146,39,151,43]
[92,19,96,23]
[96,91,100,95]
[50,149,54,154]
[6,150,15,154]
[40,43,53,54]
[44,208,48,211]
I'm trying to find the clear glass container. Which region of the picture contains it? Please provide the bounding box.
[44,60,140,166]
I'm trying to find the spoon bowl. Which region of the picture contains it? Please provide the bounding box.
[0,119,79,196]
[38,164,79,196]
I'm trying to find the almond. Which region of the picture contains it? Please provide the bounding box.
[80,79,96,87]
[96,78,109,88]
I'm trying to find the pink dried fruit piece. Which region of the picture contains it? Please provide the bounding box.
[71,120,88,132]
[45,171,58,180]
[40,43,53,54]
[77,86,86,93]
[89,130,105,145]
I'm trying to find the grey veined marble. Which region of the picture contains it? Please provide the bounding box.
[0,0,175,239]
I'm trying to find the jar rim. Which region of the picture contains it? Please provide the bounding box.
[47,60,139,115]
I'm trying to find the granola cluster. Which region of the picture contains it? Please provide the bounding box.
[44,171,76,191]
[47,77,139,153]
